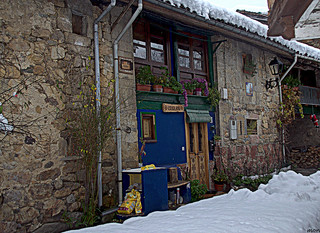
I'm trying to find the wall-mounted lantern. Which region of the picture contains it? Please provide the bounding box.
[266,57,283,90]
[268,57,283,75]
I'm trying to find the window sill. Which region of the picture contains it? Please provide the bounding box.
[145,139,157,143]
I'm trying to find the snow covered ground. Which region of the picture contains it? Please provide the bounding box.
[66,170,320,233]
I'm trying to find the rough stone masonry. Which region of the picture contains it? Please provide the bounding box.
[0,0,138,232]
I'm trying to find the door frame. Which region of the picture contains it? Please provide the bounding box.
[184,112,210,188]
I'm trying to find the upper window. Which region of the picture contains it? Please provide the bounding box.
[242,54,256,76]
[133,20,169,76]
[133,19,209,83]
[177,33,208,81]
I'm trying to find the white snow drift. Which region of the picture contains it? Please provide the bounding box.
[66,170,320,233]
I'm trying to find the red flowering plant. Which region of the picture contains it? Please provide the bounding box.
[181,80,196,107]
[181,78,210,107]
[193,78,209,96]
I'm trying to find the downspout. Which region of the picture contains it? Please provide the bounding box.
[94,0,117,208]
[278,54,298,165]
[113,0,143,204]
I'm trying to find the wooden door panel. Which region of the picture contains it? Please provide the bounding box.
[189,154,198,180]
[186,121,209,187]
[198,154,207,185]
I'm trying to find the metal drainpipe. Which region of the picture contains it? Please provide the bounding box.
[113,0,143,204]
[278,54,298,165]
[94,0,116,208]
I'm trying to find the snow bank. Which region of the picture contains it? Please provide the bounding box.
[66,171,320,233]
[160,0,320,60]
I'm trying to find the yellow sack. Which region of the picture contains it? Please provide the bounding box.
[141,164,156,170]
[134,190,142,214]
[117,200,135,214]
[117,189,143,215]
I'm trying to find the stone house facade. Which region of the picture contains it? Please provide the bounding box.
[1,0,320,232]
[214,35,283,176]
[0,0,138,232]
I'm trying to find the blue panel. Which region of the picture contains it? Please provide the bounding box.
[142,168,168,214]
[137,109,187,166]
[122,173,131,199]
[137,109,216,165]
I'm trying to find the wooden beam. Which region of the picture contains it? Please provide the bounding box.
[268,0,313,39]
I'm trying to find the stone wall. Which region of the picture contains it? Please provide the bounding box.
[286,117,320,150]
[214,35,283,176]
[0,0,138,232]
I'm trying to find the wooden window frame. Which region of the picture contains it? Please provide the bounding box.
[242,53,256,75]
[133,20,171,75]
[140,112,157,143]
[177,32,208,81]
[246,119,258,135]
[133,19,210,83]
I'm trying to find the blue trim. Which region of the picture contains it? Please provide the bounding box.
[170,27,175,76]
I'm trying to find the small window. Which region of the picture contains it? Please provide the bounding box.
[72,14,86,36]
[246,119,257,135]
[141,113,157,142]
[242,54,256,75]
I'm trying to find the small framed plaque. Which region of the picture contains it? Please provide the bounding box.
[119,57,133,74]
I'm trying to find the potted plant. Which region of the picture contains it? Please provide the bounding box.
[190,179,208,202]
[211,169,228,192]
[180,80,196,107]
[193,78,209,96]
[166,76,182,94]
[136,66,154,91]
[151,75,166,92]
[159,67,174,93]
[182,80,196,95]
[157,67,181,94]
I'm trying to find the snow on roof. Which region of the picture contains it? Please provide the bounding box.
[160,0,320,61]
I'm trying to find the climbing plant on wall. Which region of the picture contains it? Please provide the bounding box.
[66,79,115,226]
[276,79,304,128]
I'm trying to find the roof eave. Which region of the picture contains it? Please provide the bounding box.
[267,0,313,39]
[142,0,295,58]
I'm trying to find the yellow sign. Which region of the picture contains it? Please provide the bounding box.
[119,57,133,74]
[162,103,184,112]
